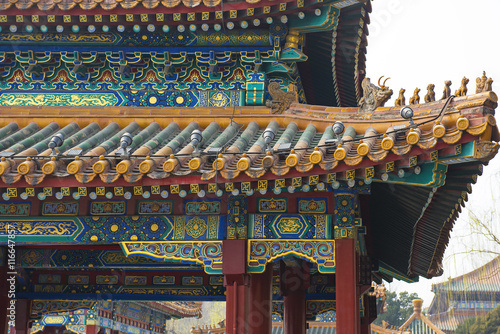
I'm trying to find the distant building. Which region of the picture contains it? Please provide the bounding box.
[427,256,500,333]
[193,299,444,334]
[26,301,202,334]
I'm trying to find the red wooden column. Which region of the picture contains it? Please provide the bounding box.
[85,325,98,334]
[282,261,309,334]
[14,299,31,334]
[0,256,10,334]
[248,263,273,334]
[336,238,360,334]
[223,240,249,334]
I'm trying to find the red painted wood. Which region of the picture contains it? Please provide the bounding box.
[223,240,246,275]
[283,288,306,334]
[225,281,248,334]
[0,261,10,334]
[282,261,308,334]
[86,325,98,334]
[336,238,360,334]
[14,300,30,334]
[248,264,273,334]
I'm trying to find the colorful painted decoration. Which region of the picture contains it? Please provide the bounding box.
[182,276,203,285]
[124,276,147,285]
[42,201,79,216]
[185,199,220,215]
[137,200,173,215]
[334,194,355,227]
[0,201,30,216]
[249,214,331,239]
[257,198,287,213]
[121,241,224,274]
[89,201,127,215]
[153,276,175,285]
[247,240,335,274]
[172,215,222,240]
[297,198,327,214]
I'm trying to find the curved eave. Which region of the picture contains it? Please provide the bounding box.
[298,0,369,107]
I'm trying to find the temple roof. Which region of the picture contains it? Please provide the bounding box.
[0,92,496,186]
[431,256,500,293]
[144,301,203,318]
[0,92,498,280]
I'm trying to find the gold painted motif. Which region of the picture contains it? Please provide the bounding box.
[95,15,102,22]
[202,12,209,20]
[31,15,39,23]
[96,187,105,196]
[365,167,375,179]
[409,156,418,167]
[26,188,35,197]
[0,16,7,23]
[0,222,76,236]
[216,11,223,19]
[110,15,118,22]
[16,15,23,23]
[0,93,118,107]
[141,14,148,22]
[230,10,237,18]
[208,183,217,193]
[327,173,336,183]
[346,170,355,180]
[430,151,439,162]
[241,182,251,193]
[43,187,52,196]
[276,218,303,234]
[151,185,160,195]
[133,186,143,196]
[258,180,267,190]
[188,13,195,21]
[174,13,181,21]
[263,6,270,13]
[386,161,394,173]
[308,175,319,185]
[7,188,17,197]
[225,183,234,192]
[279,2,287,11]
[114,187,124,196]
[78,187,87,196]
[63,15,71,23]
[247,8,254,16]
[275,179,285,188]
[173,216,186,240]
[190,184,199,193]
[185,217,207,239]
[170,185,180,194]
[79,15,87,22]
[292,177,302,187]
[455,144,462,155]
[61,187,70,196]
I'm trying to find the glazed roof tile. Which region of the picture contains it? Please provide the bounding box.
[432,256,500,293]
[0,92,498,279]
[0,92,496,188]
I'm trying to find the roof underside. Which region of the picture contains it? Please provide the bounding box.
[371,161,486,279]
[299,1,369,107]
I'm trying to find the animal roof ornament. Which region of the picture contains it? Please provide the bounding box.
[358,76,393,113]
